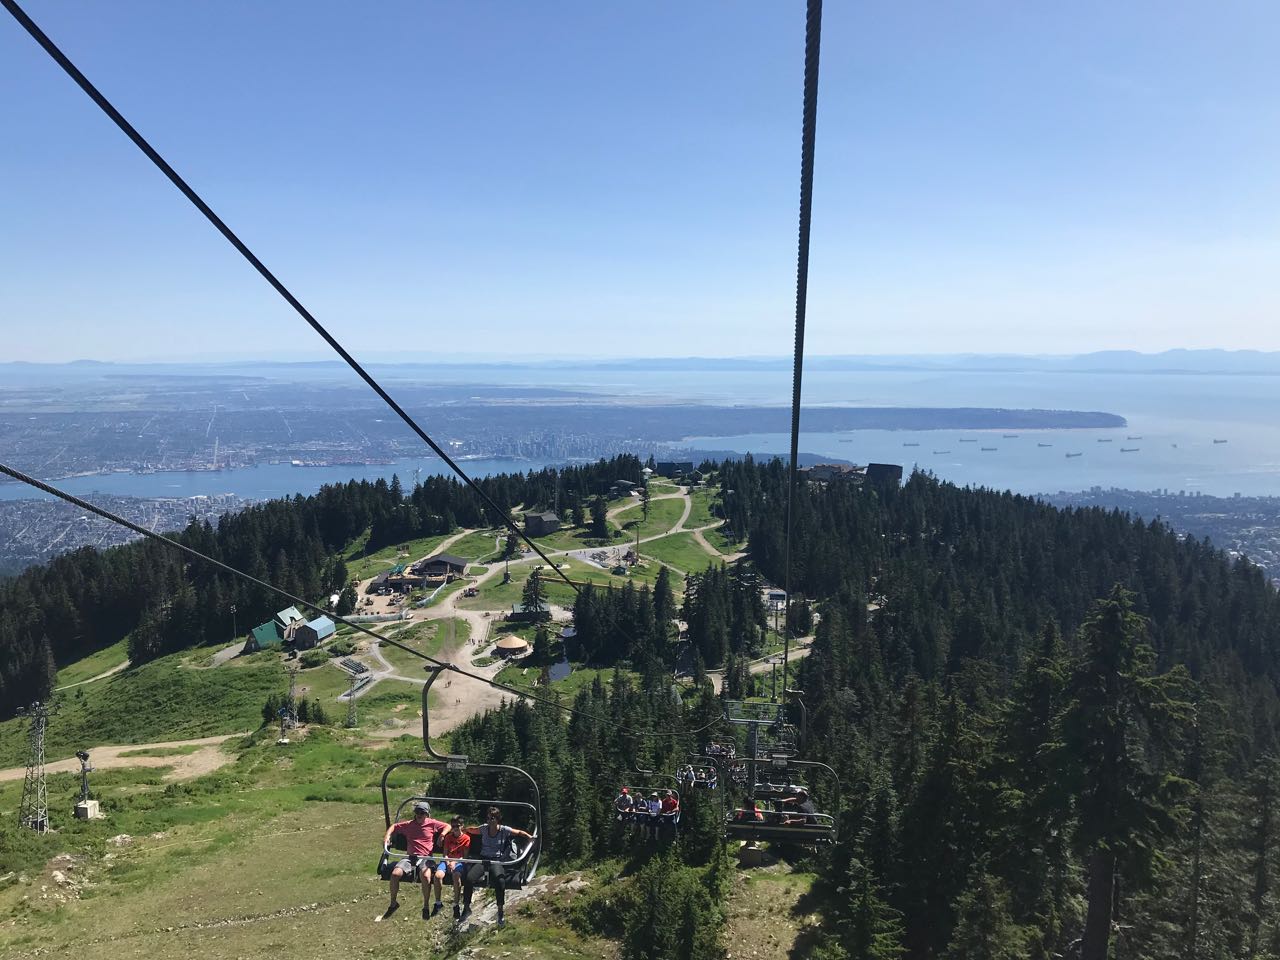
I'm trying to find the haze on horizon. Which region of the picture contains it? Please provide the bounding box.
[3,1,1279,364]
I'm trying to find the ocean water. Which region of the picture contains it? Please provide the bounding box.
[672,369,1280,498]
[0,457,554,503]
[3,368,1278,501]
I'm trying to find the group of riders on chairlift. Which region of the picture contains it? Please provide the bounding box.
[614,786,681,838]
[381,801,532,927]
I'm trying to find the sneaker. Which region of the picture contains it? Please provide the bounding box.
[452,904,461,920]
[383,901,400,920]
[431,901,444,917]
[497,916,506,929]
[459,906,472,923]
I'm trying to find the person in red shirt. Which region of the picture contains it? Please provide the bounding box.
[659,789,680,836]
[437,815,472,919]
[382,801,451,920]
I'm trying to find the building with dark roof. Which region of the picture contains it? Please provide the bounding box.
[656,461,695,478]
[295,615,336,649]
[865,463,904,485]
[524,511,561,537]
[419,553,468,578]
[507,601,551,623]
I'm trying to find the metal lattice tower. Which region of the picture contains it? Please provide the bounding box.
[18,701,55,833]
[346,673,358,728]
[286,665,299,729]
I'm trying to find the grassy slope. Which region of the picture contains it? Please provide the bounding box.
[54,638,130,687]
[530,524,626,552]
[0,730,617,960]
[378,618,471,675]
[639,533,720,573]
[704,524,742,555]
[347,532,452,582]
[445,529,505,562]
[0,650,284,767]
[611,495,686,540]
[686,487,720,529]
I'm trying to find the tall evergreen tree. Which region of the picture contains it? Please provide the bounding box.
[1059,587,1195,960]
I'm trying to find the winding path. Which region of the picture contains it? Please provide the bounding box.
[54,658,131,691]
[0,733,245,783]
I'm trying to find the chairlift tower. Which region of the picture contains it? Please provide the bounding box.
[346,673,358,728]
[18,701,56,833]
[74,749,101,820]
[285,665,299,729]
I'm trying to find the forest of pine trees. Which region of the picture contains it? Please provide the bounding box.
[0,455,642,715]
[3,454,1279,957]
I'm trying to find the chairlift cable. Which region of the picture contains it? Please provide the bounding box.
[781,0,823,709]
[0,462,718,739]
[0,0,580,600]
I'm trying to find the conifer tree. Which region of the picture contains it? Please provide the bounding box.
[943,870,1032,960]
[590,496,609,539]
[522,568,546,614]
[336,583,358,616]
[838,852,905,960]
[1058,586,1195,960]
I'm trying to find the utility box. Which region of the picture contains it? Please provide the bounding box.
[74,799,101,820]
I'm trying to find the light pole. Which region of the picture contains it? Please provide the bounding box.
[230,603,238,643]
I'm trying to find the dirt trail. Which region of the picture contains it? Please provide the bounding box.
[723,861,822,960]
[54,658,131,691]
[691,521,746,562]
[0,733,245,783]
[705,641,813,694]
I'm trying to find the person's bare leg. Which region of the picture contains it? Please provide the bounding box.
[384,870,403,917]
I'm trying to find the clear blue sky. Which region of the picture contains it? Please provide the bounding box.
[3,0,1278,362]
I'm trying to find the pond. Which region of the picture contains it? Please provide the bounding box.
[548,659,572,682]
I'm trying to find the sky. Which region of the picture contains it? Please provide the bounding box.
[2,0,1280,362]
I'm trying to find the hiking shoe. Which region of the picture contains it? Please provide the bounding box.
[459,906,472,923]
[452,904,461,920]
[431,901,444,917]
[383,901,400,920]
[497,916,506,929]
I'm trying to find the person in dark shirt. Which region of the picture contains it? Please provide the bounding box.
[781,789,818,825]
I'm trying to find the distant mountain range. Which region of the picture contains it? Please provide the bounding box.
[6,349,1280,379]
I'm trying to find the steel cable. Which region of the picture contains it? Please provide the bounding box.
[781,0,823,704]
[0,0,582,599]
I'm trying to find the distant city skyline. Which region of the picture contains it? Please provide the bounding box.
[4,1,1280,362]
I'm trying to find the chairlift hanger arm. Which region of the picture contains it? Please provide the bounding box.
[380,760,542,830]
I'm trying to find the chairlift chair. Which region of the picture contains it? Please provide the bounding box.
[723,756,841,847]
[377,666,542,888]
[616,764,682,838]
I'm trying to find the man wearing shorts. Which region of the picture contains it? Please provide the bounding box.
[438,815,471,919]
[383,800,451,920]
